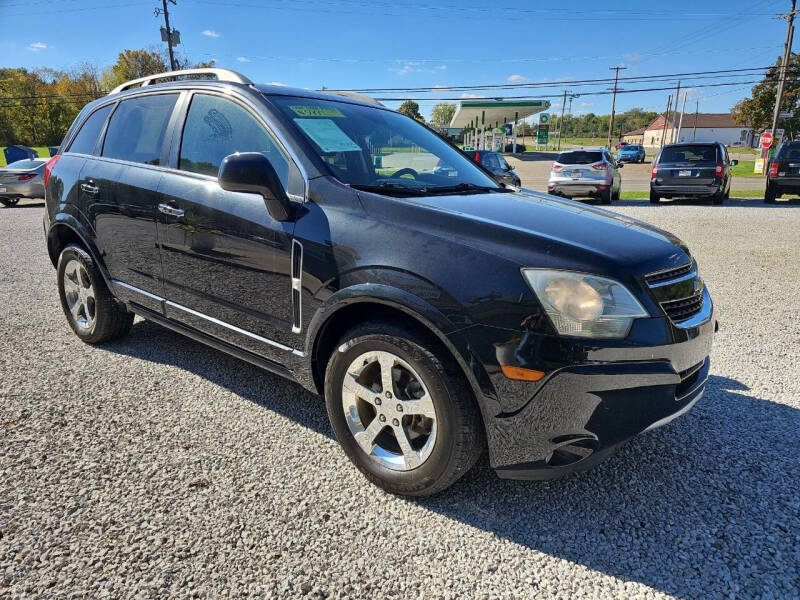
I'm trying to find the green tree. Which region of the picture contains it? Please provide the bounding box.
[101,47,168,91]
[732,53,800,136]
[430,102,456,128]
[397,100,424,122]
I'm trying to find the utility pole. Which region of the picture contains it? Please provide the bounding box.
[676,92,688,144]
[566,93,577,145]
[607,65,626,149]
[671,81,681,143]
[155,0,178,71]
[770,0,797,145]
[692,98,699,141]
[660,95,672,149]
[557,89,568,151]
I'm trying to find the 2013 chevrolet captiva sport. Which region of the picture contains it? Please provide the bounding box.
[43,69,715,496]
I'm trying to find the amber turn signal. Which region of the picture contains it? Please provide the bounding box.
[501,365,545,381]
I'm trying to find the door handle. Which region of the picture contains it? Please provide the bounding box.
[158,203,185,217]
[80,183,99,195]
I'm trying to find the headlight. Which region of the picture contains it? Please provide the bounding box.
[522,269,649,338]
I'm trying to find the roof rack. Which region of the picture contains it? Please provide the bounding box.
[109,68,252,95]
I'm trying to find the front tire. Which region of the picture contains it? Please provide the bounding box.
[324,321,484,496]
[57,244,134,344]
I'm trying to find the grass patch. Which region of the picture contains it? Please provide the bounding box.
[620,190,764,200]
[730,160,762,178]
[0,146,51,167]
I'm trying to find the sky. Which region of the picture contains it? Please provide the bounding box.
[0,0,795,123]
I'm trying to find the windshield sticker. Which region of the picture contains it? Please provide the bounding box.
[294,118,362,152]
[290,105,345,118]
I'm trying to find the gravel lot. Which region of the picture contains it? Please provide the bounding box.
[2,198,799,599]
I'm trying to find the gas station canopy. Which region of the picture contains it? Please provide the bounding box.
[449,99,551,128]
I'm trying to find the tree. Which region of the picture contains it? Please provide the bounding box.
[397,100,424,122]
[732,53,800,136]
[430,102,456,128]
[101,48,168,91]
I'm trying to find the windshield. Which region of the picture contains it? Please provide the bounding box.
[622,145,640,151]
[556,151,603,165]
[269,96,501,195]
[660,145,717,163]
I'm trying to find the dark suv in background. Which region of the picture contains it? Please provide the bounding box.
[43,69,715,496]
[650,142,737,204]
[765,140,800,203]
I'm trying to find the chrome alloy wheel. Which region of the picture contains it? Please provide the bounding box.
[62,259,96,331]
[341,350,437,471]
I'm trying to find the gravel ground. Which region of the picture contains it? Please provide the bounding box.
[1,198,799,599]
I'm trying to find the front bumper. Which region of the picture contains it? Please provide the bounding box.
[461,301,716,480]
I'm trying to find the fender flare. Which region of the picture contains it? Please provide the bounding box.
[305,283,497,409]
[46,212,114,291]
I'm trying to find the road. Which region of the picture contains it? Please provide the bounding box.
[1,199,798,598]
[507,152,767,193]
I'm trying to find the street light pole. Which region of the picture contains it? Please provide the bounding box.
[606,65,626,149]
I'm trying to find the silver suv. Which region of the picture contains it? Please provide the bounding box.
[547,147,622,204]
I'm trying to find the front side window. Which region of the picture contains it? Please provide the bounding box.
[269,95,502,196]
[68,104,113,155]
[102,94,178,165]
[179,94,290,185]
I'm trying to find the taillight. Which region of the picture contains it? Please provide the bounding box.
[17,174,36,181]
[475,152,480,162]
[44,154,61,187]
[591,162,608,170]
[715,162,723,177]
[769,162,779,178]
[651,164,658,179]
[552,163,563,171]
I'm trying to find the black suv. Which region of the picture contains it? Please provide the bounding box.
[765,140,800,203]
[43,69,715,496]
[650,142,737,204]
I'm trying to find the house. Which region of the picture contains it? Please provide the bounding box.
[642,113,753,147]
[621,127,646,144]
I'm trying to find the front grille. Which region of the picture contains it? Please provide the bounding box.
[660,291,703,323]
[645,262,693,286]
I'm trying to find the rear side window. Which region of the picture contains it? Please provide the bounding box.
[660,145,717,163]
[179,93,289,183]
[556,151,602,164]
[102,94,178,165]
[482,153,500,169]
[778,143,800,160]
[68,104,113,155]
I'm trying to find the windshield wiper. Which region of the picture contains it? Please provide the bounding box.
[426,182,510,194]
[350,182,428,197]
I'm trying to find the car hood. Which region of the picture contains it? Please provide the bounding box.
[404,189,689,274]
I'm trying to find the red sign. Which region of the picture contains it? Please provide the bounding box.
[762,132,773,148]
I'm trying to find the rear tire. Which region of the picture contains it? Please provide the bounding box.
[599,188,612,204]
[57,244,134,344]
[649,190,660,204]
[764,182,777,204]
[712,190,724,205]
[0,197,20,207]
[324,321,484,497]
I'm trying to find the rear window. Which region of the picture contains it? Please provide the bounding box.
[556,151,602,165]
[777,143,800,160]
[660,145,717,163]
[68,104,113,155]
[102,94,178,165]
[5,159,46,169]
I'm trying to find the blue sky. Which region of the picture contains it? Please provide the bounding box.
[1,0,793,122]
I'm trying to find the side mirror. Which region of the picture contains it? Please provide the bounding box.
[218,152,292,221]
[730,159,739,166]
[508,163,515,171]
[617,162,624,168]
